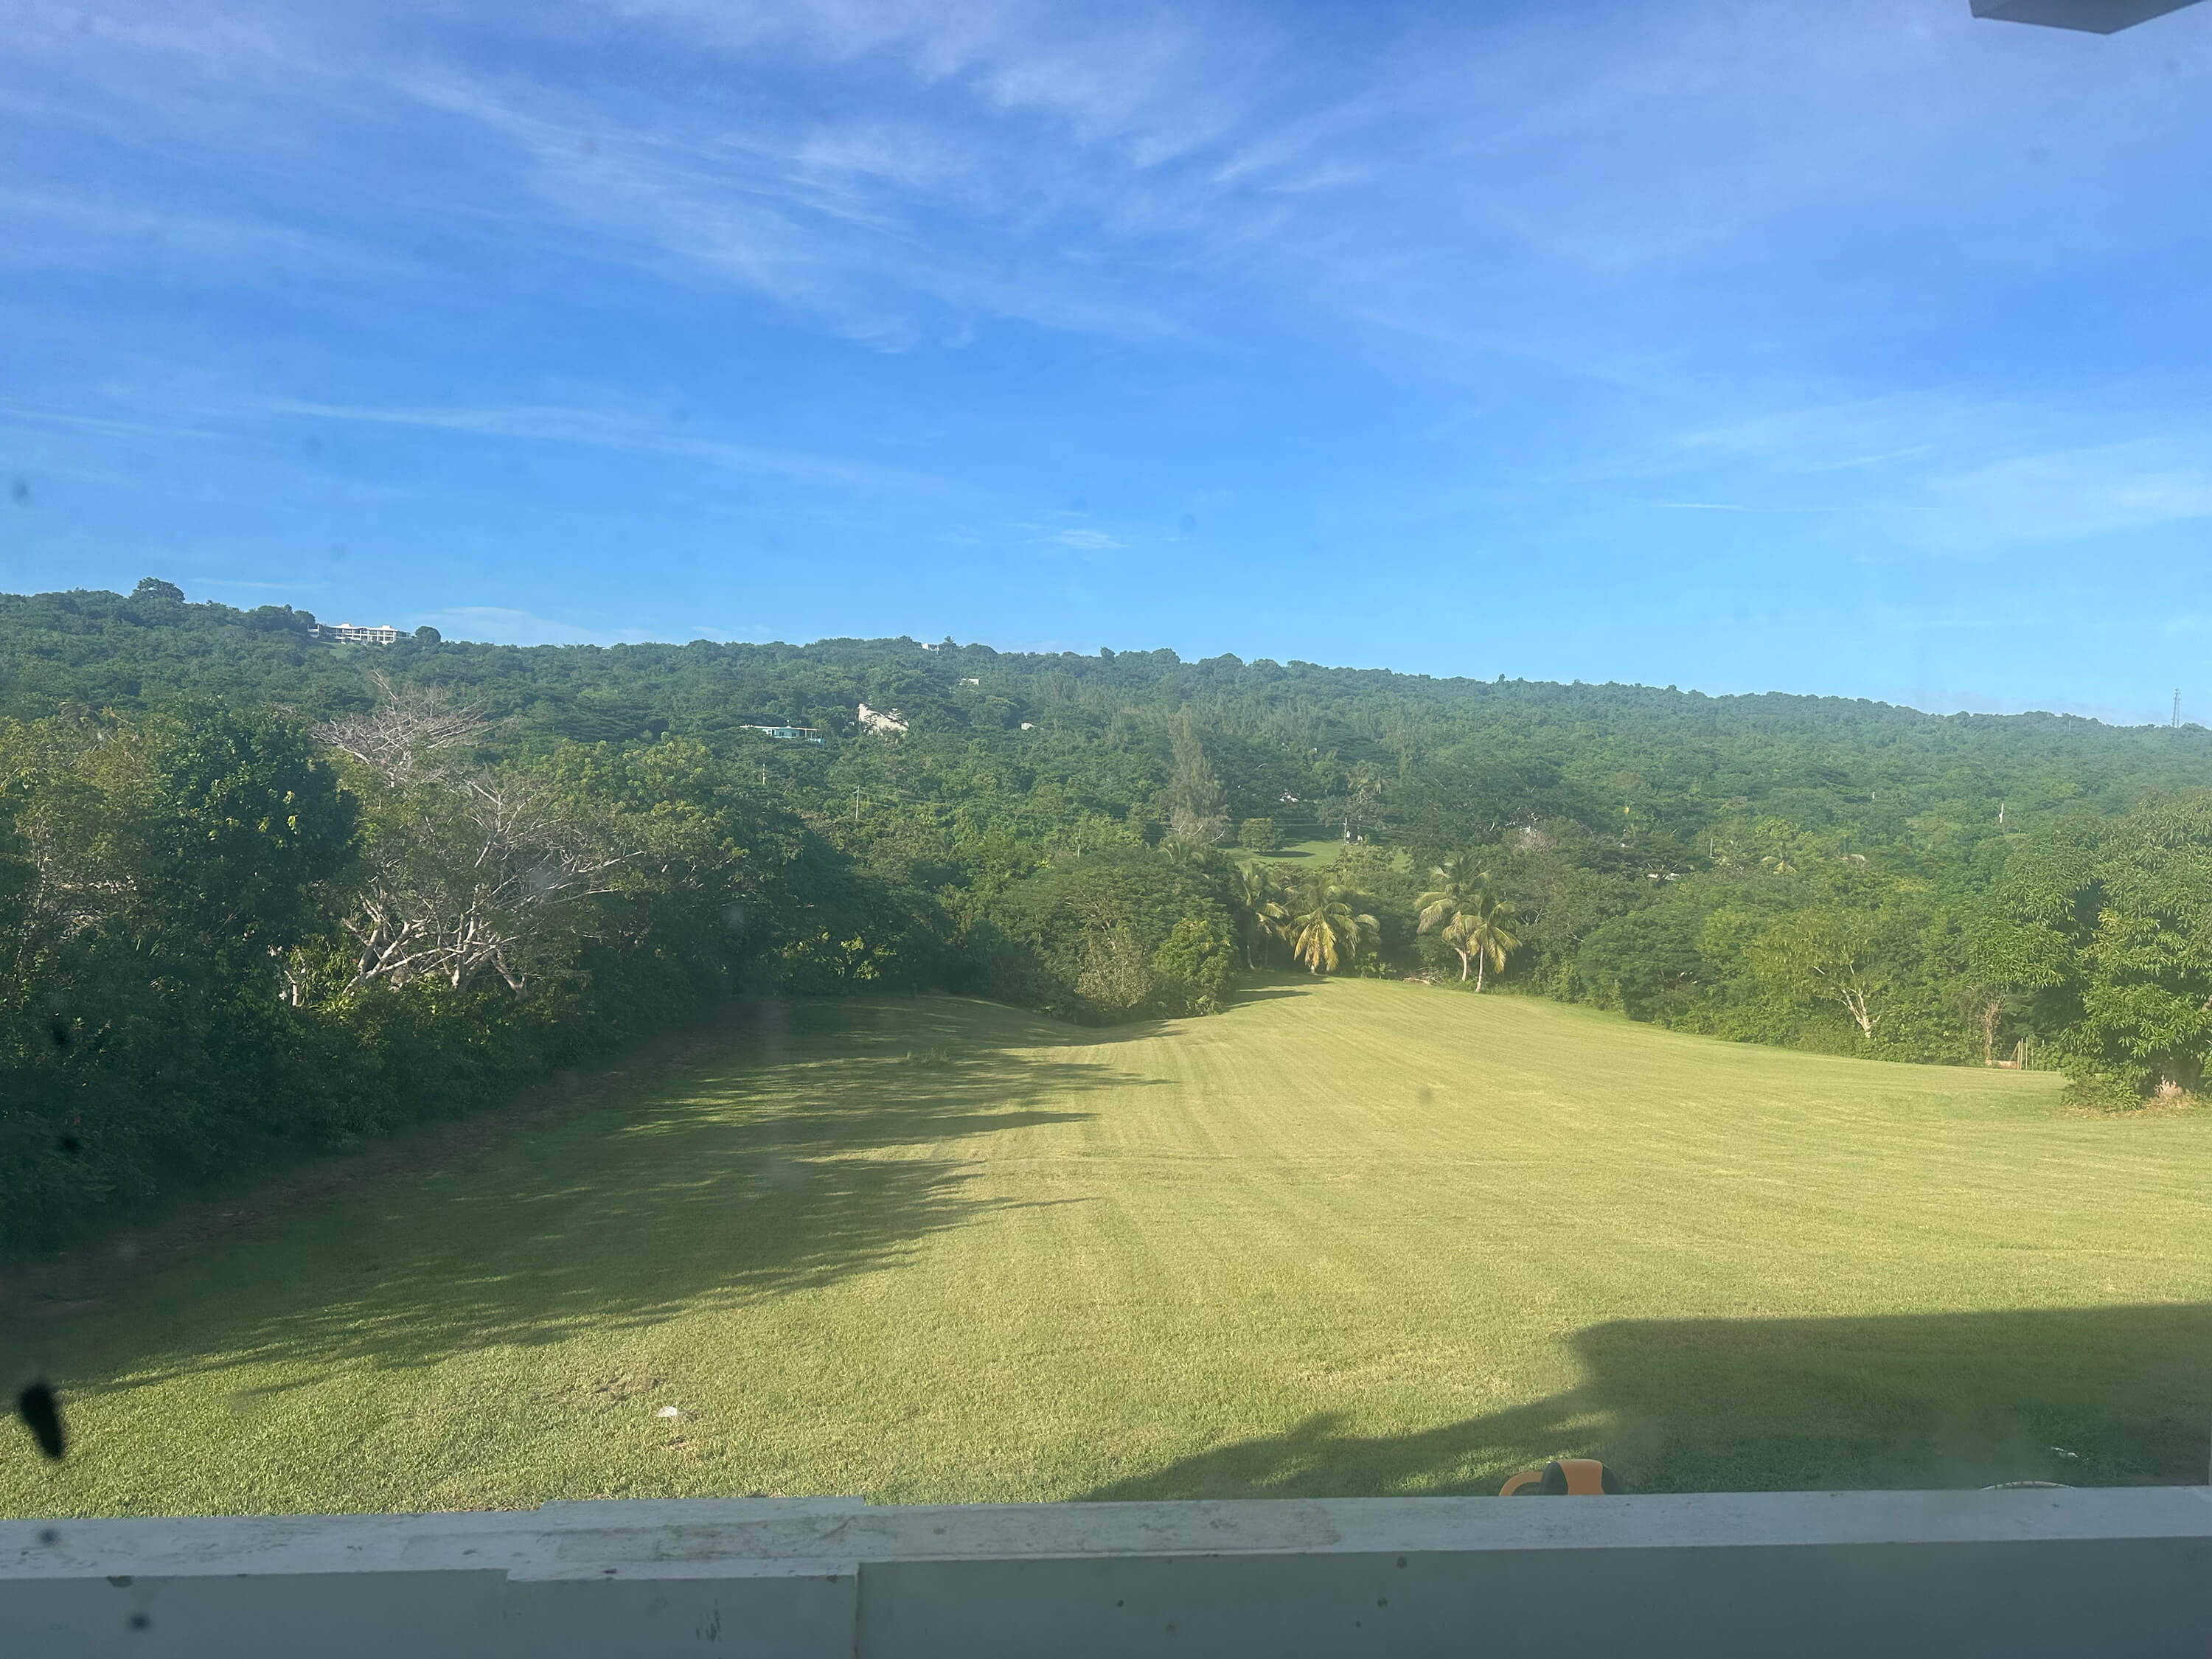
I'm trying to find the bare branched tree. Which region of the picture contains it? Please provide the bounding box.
[341,769,628,994]
[1,726,141,973]
[316,672,489,788]
[1168,804,1229,846]
[321,678,626,994]
[12,810,131,961]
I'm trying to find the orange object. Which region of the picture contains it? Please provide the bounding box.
[1500,1458,1623,1496]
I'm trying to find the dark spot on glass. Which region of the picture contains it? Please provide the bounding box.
[48,1017,71,1049]
[129,1613,150,1630]
[9,478,27,504]
[38,1528,60,1546]
[17,1380,66,1459]
[58,1134,83,1155]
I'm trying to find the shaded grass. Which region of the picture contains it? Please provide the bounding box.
[4,980,2209,1516]
[1231,838,1412,869]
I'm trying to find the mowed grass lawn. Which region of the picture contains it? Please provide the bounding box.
[6,978,2212,1518]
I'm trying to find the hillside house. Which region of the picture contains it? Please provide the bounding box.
[740,725,825,745]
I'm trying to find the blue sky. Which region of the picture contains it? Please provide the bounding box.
[3,1,2210,720]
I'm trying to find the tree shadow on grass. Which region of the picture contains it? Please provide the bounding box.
[1220,973,1321,1006]
[1084,1304,2212,1499]
[22,995,1141,1393]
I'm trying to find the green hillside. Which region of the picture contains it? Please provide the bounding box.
[7,981,2207,1517]
[11,583,2212,1247]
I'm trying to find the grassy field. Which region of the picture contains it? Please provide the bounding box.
[1231,838,1412,869]
[5,978,2211,1517]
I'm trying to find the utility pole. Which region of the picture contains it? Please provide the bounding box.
[855,788,862,825]
[2173,689,2183,728]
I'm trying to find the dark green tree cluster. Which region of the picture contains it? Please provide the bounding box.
[1965,799,2212,1099]
[970,852,1234,1022]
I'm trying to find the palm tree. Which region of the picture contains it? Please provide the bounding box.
[1416,857,1478,921]
[1285,882,1380,975]
[1234,861,1290,969]
[1162,832,1219,869]
[1416,858,1495,982]
[1450,893,1520,992]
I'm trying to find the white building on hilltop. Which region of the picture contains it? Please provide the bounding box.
[315,622,402,645]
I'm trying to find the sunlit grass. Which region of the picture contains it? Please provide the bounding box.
[1231,838,1411,868]
[5,979,2210,1517]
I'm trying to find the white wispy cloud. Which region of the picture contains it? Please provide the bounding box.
[1045,527,1124,551]
[1899,441,2212,552]
[265,399,941,492]
[185,577,329,594]
[1666,390,2212,553]
[0,187,411,284]
[406,605,653,647]
[1655,501,1840,515]
[9,0,2208,371]
[0,400,229,445]
[374,55,1185,346]
[6,0,2212,593]
[1674,392,1995,473]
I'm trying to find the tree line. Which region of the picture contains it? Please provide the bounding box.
[4,578,2211,1242]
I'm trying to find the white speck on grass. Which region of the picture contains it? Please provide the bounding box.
[657,1405,682,1419]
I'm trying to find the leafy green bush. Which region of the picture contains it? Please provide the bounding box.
[970,852,1236,1023]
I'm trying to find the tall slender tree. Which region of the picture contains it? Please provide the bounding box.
[1234,861,1290,968]
[1166,713,1231,847]
[1447,895,1520,992]
[1417,858,1498,983]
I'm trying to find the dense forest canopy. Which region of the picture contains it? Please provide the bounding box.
[4,580,2208,1245]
